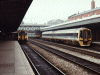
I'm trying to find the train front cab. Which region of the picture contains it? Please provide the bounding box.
[18,31,28,41]
[79,29,92,46]
[35,35,41,38]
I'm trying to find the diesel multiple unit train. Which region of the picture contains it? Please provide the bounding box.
[18,30,28,41]
[42,28,92,46]
[17,28,92,46]
[28,33,41,38]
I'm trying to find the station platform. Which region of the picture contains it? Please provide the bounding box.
[0,41,35,75]
[92,41,100,45]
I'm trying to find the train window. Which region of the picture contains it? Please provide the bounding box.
[71,33,72,36]
[67,33,69,36]
[88,31,91,38]
[66,33,68,36]
[19,33,21,36]
[80,31,83,38]
[25,33,27,36]
[22,33,24,36]
[54,34,56,36]
[43,34,53,36]
[74,33,78,38]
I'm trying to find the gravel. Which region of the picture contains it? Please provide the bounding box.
[27,42,98,75]
[33,40,100,65]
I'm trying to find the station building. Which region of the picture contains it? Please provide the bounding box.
[68,0,100,21]
[17,24,47,37]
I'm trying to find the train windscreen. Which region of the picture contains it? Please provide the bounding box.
[80,31,83,38]
[19,33,22,36]
[25,33,27,36]
[88,31,91,38]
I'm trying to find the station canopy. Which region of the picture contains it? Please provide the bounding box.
[0,0,32,33]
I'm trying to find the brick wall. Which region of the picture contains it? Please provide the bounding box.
[94,10,100,15]
[68,9,100,21]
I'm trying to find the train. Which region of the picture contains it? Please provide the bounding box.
[42,28,92,46]
[18,30,28,41]
[28,33,36,37]
[28,32,41,38]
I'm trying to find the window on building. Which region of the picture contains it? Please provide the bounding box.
[94,13,96,15]
[27,27,29,30]
[82,16,84,18]
[29,28,30,30]
[25,28,27,30]
[21,27,23,30]
[31,27,33,30]
[19,27,20,29]
[88,14,89,17]
[35,27,38,30]
[30,28,32,30]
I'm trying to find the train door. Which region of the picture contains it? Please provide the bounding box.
[22,31,25,40]
[20,32,22,40]
[18,32,20,40]
[83,31,88,41]
[21,31,25,40]
[22,32,24,40]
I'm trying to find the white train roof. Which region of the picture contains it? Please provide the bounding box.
[42,28,89,34]
[42,31,53,34]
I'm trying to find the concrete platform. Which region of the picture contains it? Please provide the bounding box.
[92,42,100,45]
[0,41,35,75]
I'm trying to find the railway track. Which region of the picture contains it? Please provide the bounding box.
[29,39,100,59]
[31,38,100,52]
[83,43,100,52]
[20,43,65,75]
[28,39,100,74]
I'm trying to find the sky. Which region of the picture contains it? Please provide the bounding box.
[23,0,100,24]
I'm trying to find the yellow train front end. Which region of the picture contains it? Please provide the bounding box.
[35,35,41,38]
[79,28,92,46]
[18,31,28,41]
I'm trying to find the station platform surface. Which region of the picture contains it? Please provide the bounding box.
[92,41,100,45]
[0,41,35,75]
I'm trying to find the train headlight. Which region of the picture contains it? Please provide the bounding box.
[19,36,21,39]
